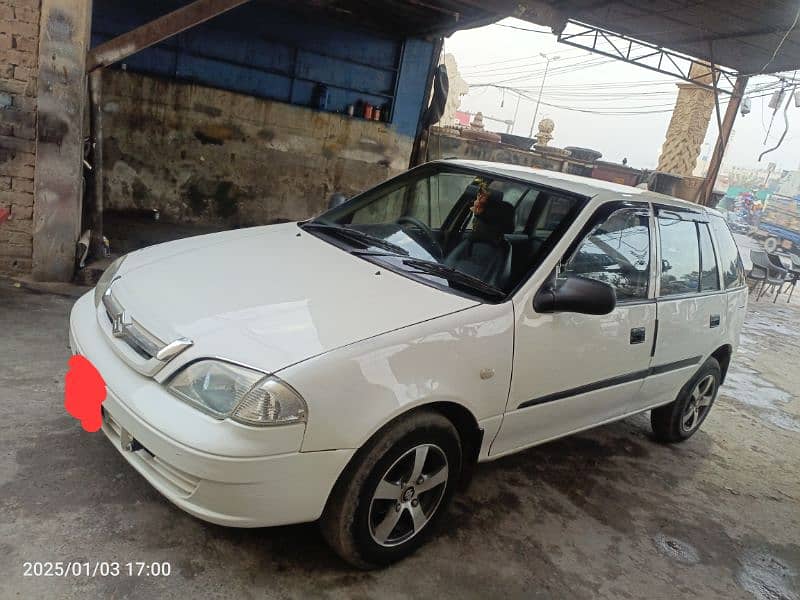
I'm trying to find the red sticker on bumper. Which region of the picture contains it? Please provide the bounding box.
[64,355,107,432]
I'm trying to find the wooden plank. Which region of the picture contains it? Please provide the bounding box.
[86,0,254,72]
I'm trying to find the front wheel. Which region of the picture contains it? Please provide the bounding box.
[320,411,462,568]
[651,357,721,443]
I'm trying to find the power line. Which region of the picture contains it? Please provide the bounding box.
[458,45,791,120]
[459,48,587,71]
[461,52,595,77]
[463,81,787,119]
[475,57,616,86]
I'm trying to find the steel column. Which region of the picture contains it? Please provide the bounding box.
[697,75,749,206]
[31,0,93,281]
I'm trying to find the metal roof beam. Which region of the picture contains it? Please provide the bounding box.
[558,20,738,94]
[87,0,254,72]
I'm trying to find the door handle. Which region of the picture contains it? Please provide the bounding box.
[709,314,721,328]
[630,327,646,344]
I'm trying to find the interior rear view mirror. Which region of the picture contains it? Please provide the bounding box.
[534,274,616,315]
[328,193,348,209]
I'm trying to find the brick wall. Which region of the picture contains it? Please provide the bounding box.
[0,0,39,274]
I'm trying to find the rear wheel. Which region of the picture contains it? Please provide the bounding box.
[651,357,721,443]
[320,411,462,568]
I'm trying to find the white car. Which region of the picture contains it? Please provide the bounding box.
[69,160,747,568]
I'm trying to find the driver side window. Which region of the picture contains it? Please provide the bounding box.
[562,207,651,301]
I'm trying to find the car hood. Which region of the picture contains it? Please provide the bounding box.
[110,223,478,374]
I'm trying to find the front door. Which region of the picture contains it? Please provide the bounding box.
[492,202,657,456]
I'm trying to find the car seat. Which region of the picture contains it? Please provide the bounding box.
[445,190,515,290]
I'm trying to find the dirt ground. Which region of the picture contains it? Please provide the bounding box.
[0,278,798,600]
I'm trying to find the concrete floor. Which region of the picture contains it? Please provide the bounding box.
[0,278,798,600]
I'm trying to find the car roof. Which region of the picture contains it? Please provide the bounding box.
[438,159,714,213]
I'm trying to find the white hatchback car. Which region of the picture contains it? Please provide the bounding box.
[69,160,747,567]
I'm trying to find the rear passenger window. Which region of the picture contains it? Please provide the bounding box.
[658,217,700,295]
[698,224,720,291]
[563,208,650,301]
[709,215,746,288]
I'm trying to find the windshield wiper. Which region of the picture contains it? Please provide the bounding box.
[401,258,506,300]
[302,222,409,256]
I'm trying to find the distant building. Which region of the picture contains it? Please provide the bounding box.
[776,169,800,197]
[438,54,470,128]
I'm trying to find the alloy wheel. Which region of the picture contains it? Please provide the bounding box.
[681,374,716,433]
[367,444,449,547]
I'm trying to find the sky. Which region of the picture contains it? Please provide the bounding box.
[443,19,800,173]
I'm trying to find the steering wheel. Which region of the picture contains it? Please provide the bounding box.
[397,216,442,258]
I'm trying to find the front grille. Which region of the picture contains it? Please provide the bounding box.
[98,285,193,377]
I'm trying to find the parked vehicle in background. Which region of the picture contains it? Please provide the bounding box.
[721,209,750,234]
[754,193,800,255]
[69,160,747,568]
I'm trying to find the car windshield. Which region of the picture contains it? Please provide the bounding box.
[303,164,585,301]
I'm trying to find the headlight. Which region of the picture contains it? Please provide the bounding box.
[94,255,127,306]
[166,360,307,426]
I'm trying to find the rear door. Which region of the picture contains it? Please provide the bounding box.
[633,206,727,411]
[708,214,748,350]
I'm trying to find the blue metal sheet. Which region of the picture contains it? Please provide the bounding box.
[176,54,293,101]
[91,1,436,138]
[290,80,389,115]
[393,38,436,138]
[295,51,395,96]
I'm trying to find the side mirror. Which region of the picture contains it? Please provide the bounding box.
[534,275,616,315]
[328,193,348,210]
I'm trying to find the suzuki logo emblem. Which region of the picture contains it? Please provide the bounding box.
[111,311,127,337]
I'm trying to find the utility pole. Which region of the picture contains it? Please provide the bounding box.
[510,92,521,133]
[529,53,559,137]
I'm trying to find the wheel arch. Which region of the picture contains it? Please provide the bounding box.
[423,401,483,483]
[322,402,483,516]
[709,344,733,383]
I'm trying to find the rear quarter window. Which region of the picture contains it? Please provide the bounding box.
[709,215,745,288]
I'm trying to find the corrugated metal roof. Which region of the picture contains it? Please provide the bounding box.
[515,0,800,75]
[302,0,800,75]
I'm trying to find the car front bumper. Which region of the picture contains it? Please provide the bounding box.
[69,292,353,527]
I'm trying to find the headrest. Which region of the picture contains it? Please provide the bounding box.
[476,190,515,235]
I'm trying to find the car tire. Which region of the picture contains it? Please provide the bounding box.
[320,410,462,569]
[651,357,721,443]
